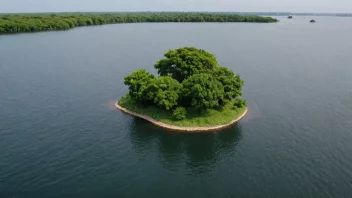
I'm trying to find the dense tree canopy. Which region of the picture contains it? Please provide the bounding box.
[213,67,244,103]
[124,69,155,103]
[0,13,278,34]
[182,74,225,110]
[123,47,245,119]
[146,76,182,110]
[154,47,219,82]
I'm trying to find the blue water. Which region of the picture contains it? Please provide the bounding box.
[1,16,352,197]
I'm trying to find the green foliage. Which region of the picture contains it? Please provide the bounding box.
[182,74,225,110]
[154,47,219,82]
[173,107,187,120]
[119,94,246,127]
[122,47,246,121]
[233,98,247,108]
[124,69,155,103]
[213,67,244,103]
[146,76,182,110]
[0,13,278,34]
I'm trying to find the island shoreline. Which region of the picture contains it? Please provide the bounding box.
[115,101,248,132]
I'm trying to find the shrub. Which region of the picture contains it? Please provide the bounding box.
[233,98,247,108]
[173,107,187,120]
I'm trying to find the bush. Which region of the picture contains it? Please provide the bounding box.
[173,107,187,120]
[233,98,247,108]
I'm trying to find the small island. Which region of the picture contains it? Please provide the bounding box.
[288,15,293,19]
[310,19,316,23]
[117,47,247,132]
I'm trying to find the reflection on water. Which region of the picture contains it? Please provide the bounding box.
[129,118,243,175]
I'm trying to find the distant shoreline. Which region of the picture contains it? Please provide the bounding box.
[0,13,278,34]
[115,101,248,132]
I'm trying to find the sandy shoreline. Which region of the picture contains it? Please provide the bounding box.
[115,101,247,132]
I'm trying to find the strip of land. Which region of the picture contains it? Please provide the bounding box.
[115,101,247,132]
[0,13,278,34]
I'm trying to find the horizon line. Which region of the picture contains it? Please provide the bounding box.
[1,11,352,14]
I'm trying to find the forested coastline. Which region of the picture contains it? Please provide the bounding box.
[0,13,278,34]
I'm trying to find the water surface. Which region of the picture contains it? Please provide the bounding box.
[1,16,352,197]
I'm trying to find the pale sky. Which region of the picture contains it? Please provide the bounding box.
[0,0,351,13]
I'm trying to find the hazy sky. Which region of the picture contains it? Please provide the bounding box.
[0,0,351,13]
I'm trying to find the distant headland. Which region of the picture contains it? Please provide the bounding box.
[0,13,278,34]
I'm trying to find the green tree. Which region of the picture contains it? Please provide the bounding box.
[154,47,219,82]
[146,76,182,110]
[124,69,155,103]
[182,74,224,110]
[213,67,244,103]
[173,107,187,120]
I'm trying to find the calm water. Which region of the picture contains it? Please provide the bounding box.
[1,16,352,197]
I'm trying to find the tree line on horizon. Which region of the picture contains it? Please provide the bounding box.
[0,13,278,34]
